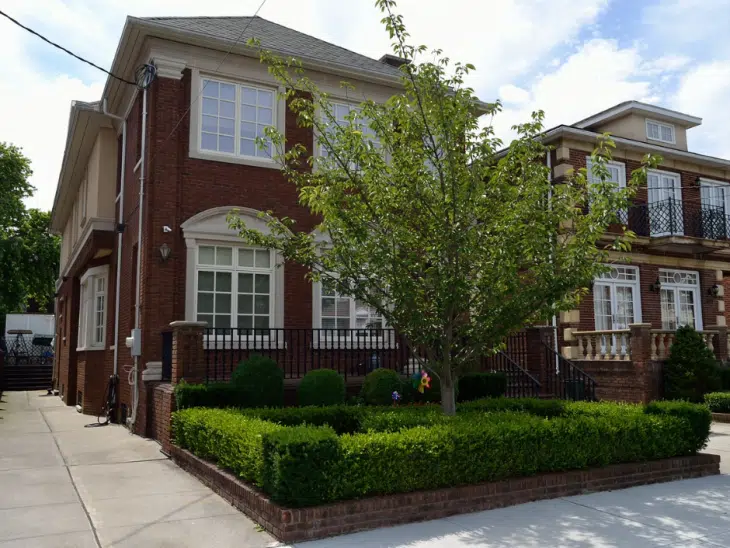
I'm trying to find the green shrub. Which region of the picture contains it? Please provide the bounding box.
[261,426,340,506]
[360,405,450,432]
[718,366,730,391]
[230,354,284,408]
[457,373,507,402]
[171,408,282,485]
[565,401,643,417]
[645,400,711,452]
[705,392,730,413]
[297,369,345,407]
[239,405,364,435]
[664,326,721,402]
[459,397,567,418]
[174,380,241,410]
[361,368,403,406]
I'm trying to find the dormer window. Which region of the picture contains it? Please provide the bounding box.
[646,119,675,144]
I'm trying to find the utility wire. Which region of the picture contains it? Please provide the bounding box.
[147,0,269,169]
[0,9,137,86]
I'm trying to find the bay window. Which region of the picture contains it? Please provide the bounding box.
[77,265,108,350]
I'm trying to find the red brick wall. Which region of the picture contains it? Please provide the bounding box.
[55,277,79,405]
[149,383,175,453]
[577,359,663,402]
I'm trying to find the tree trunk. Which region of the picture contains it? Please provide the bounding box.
[440,367,457,416]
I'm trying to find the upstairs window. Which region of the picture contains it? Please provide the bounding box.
[320,102,380,160]
[200,78,275,159]
[646,119,675,144]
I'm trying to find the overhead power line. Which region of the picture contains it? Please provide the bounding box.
[0,9,137,86]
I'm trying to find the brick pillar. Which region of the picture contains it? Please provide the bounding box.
[629,323,653,403]
[170,321,207,384]
[707,325,728,362]
[524,325,556,397]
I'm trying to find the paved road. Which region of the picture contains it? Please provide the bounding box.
[0,390,278,547]
[3,391,730,547]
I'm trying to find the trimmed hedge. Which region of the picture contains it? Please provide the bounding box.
[457,373,507,402]
[171,408,282,485]
[664,326,721,402]
[645,400,712,452]
[459,397,567,417]
[705,392,730,413]
[174,381,241,410]
[360,406,450,432]
[298,369,345,407]
[361,368,402,405]
[231,355,284,408]
[239,405,364,435]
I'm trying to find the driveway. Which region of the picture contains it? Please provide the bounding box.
[0,390,278,547]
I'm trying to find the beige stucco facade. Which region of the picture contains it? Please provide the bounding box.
[595,112,689,151]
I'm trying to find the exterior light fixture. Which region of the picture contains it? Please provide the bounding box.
[159,243,171,262]
[649,278,662,292]
[709,284,721,297]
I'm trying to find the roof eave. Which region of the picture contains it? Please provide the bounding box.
[574,101,702,130]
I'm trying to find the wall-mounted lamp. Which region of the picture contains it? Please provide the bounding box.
[649,278,662,292]
[159,243,171,262]
[709,284,721,298]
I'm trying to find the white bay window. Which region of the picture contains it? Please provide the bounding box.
[77,265,108,350]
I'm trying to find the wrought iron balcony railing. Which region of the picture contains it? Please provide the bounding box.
[616,198,729,241]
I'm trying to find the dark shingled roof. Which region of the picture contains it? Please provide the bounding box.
[142,16,402,80]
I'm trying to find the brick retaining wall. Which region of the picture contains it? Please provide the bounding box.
[712,412,730,423]
[169,446,720,543]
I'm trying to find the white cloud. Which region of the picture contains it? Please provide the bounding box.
[499,84,531,105]
[642,0,730,55]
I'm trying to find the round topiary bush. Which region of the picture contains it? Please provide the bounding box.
[361,368,403,406]
[298,369,346,407]
[231,354,284,408]
[664,325,721,402]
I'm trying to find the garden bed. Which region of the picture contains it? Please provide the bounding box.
[171,399,716,542]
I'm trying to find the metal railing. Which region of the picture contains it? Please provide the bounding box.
[542,342,597,401]
[0,335,54,366]
[617,198,728,240]
[202,328,539,397]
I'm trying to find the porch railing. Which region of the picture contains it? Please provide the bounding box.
[202,328,539,397]
[651,329,718,360]
[542,342,597,400]
[572,330,631,361]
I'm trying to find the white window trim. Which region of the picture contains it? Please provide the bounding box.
[76,265,108,351]
[315,99,382,163]
[585,158,626,188]
[647,169,684,237]
[646,119,676,145]
[658,268,703,331]
[593,265,642,328]
[188,69,286,170]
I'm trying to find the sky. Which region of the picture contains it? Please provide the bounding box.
[2,0,730,212]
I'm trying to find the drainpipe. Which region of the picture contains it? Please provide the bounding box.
[547,151,559,360]
[101,99,126,377]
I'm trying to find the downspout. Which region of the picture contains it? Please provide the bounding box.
[101,98,126,377]
[547,151,559,359]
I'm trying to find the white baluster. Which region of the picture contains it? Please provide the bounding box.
[587,335,595,361]
[651,333,658,360]
[577,334,585,360]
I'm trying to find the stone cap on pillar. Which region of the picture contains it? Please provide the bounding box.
[169,321,208,328]
[628,323,652,328]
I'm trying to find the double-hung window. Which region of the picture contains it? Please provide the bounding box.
[646,119,676,144]
[320,102,379,162]
[200,78,275,159]
[195,245,274,330]
[659,269,702,331]
[77,266,108,350]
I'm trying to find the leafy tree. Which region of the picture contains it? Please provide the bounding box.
[664,325,721,402]
[0,143,59,331]
[230,0,656,414]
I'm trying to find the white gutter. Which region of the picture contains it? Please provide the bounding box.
[547,151,559,362]
[101,99,126,377]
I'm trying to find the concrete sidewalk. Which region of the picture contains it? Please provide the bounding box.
[0,390,278,547]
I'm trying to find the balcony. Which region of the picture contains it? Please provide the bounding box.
[615,199,730,255]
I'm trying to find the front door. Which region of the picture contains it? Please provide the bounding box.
[700,180,730,239]
[659,269,702,331]
[648,170,683,236]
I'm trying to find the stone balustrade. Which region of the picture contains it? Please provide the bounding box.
[572,330,632,361]
[650,330,718,360]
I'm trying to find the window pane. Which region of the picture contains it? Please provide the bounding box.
[215,293,231,314]
[219,101,235,118]
[321,282,335,297]
[202,80,219,98]
[219,118,235,136]
[661,125,673,142]
[199,246,215,264]
[220,83,235,101]
[202,97,217,114]
[239,249,254,267]
[238,294,253,314]
[202,115,217,133]
[201,133,217,151]
[336,298,349,316]
[216,272,232,292]
[198,271,214,291]
[255,274,270,294]
[322,297,336,316]
[660,288,677,330]
[322,318,336,329]
[242,87,257,105]
[241,122,256,139]
[255,295,269,313]
[198,314,214,326]
[197,293,214,313]
[258,90,273,108]
[216,247,233,266]
[238,315,253,328]
[239,273,253,293]
[240,139,255,156]
[259,108,273,125]
[242,105,257,122]
[215,315,231,329]
[219,136,234,154]
[337,318,350,329]
[254,316,269,329]
[255,250,270,268]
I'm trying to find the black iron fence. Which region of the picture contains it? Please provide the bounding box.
[202,328,539,397]
[0,335,54,366]
[618,198,729,240]
[542,342,596,401]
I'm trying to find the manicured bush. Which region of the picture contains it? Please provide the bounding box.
[459,397,567,418]
[361,368,403,405]
[360,405,450,432]
[705,392,730,413]
[171,408,282,485]
[645,400,712,453]
[718,366,730,391]
[174,380,241,410]
[261,426,340,506]
[230,354,284,408]
[297,369,345,407]
[239,405,364,435]
[664,326,721,402]
[457,373,507,402]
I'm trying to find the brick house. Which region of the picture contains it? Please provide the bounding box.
[51,16,730,435]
